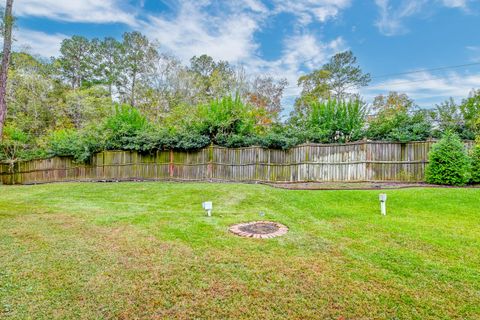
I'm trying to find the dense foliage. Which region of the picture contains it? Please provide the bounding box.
[1,33,480,164]
[366,110,432,142]
[425,132,471,186]
[297,99,366,143]
[0,125,44,161]
[431,97,476,140]
[47,128,102,163]
[470,142,480,184]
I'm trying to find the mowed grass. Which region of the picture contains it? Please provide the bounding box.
[0,182,479,319]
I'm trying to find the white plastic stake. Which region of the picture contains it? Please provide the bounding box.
[379,194,387,216]
[202,201,213,217]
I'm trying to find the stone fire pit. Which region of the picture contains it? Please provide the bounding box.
[229,221,288,239]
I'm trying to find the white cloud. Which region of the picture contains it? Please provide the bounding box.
[14,0,137,26]
[242,0,269,13]
[375,0,475,36]
[14,29,68,57]
[441,0,469,9]
[142,2,259,62]
[363,71,480,107]
[272,0,352,24]
[374,0,428,36]
[141,2,260,63]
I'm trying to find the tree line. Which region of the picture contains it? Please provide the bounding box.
[0,31,480,163]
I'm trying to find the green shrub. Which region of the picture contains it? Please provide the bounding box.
[47,127,103,163]
[431,98,476,140]
[134,127,210,151]
[470,144,480,184]
[302,99,366,143]
[103,104,149,150]
[256,130,300,150]
[0,125,29,161]
[133,127,171,152]
[193,96,256,143]
[367,110,432,142]
[214,133,257,148]
[425,132,471,186]
[172,130,210,150]
[0,125,45,161]
[47,129,80,157]
[460,89,480,135]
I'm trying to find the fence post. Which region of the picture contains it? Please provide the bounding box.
[169,149,174,178]
[267,149,271,181]
[305,145,310,182]
[9,161,15,185]
[363,140,369,181]
[207,144,213,180]
[255,147,259,181]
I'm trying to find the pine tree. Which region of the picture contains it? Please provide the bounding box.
[425,132,471,186]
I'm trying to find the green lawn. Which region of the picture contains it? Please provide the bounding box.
[0,182,479,319]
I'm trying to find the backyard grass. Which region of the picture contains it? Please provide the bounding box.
[0,182,479,319]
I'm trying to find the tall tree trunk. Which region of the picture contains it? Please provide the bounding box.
[130,69,137,107]
[0,0,13,140]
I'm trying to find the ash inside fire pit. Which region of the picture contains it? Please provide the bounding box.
[239,222,279,234]
[229,221,288,239]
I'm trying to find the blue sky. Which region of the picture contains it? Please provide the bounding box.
[12,0,480,112]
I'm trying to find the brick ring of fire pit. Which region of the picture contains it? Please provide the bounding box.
[229,221,288,239]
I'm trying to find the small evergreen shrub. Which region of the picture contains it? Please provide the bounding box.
[425,132,471,186]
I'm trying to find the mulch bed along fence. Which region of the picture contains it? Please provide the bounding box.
[0,141,475,185]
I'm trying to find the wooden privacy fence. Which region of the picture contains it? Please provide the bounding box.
[0,141,475,185]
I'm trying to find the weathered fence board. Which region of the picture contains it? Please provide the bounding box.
[0,141,475,185]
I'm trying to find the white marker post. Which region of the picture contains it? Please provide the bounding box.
[202,201,213,217]
[379,194,387,216]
